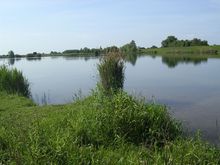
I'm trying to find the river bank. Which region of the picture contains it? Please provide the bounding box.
[0,90,220,164]
[141,45,220,57]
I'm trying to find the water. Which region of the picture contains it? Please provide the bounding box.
[0,55,220,144]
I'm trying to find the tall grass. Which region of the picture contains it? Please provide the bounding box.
[77,89,182,146]
[98,52,125,93]
[1,89,220,164]
[0,65,30,97]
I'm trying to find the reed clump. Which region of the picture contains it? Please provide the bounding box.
[0,65,30,97]
[98,52,125,94]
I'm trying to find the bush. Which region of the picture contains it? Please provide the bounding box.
[98,52,125,93]
[74,89,182,146]
[0,65,30,97]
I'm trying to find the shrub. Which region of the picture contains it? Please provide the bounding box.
[0,65,30,97]
[98,52,125,93]
[74,89,182,146]
[7,50,15,58]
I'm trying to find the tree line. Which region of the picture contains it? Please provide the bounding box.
[1,36,212,58]
[161,36,208,48]
[61,40,138,56]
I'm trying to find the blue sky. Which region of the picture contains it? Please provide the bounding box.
[0,0,219,54]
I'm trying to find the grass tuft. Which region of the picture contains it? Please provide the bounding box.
[0,65,30,97]
[98,52,125,94]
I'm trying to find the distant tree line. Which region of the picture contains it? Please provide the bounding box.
[161,36,209,48]
[1,41,138,58]
[26,52,42,58]
[63,47,102,56]
[120,40,137,53]
[61,40,138,56]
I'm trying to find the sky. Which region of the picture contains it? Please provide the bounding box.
[0,0,220,54]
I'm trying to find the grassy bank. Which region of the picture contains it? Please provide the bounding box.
[1,90,220,164]
[141,45,220,57]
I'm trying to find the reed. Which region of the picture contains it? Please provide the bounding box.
[98,52,124,94]
[0,65,30,97]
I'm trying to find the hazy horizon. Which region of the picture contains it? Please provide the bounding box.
[0,0,220,54]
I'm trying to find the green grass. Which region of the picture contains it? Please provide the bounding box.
[1,89,220,164]
[141,45,220,57]
[0,65,30,97]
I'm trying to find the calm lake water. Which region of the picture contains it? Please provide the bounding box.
[0,55,220,144]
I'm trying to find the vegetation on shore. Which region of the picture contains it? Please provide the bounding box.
[1,35,219,60]
[161,36,209,48]
[98,52,125,93]
[1,38,219,61]
[140,36,220,56]
[0,52,220,164]
[1,89,220,164]
[142,45,220,56]
[0,66,30,97]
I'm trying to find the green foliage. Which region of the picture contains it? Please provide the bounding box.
[142,45,220,56]
[103,46,119,53]
[151,45,158,49]
[144,136,220,164]
[81,89,182,146]
[120,40,139,65]
[7,50,15,58]
[162,36,178,47]
[161,36,209,48]
[0,65,30,97]
[26,52,42,58]
[0,91,219,164]
[121,40,137,53]
[63,47,101,56]
[61,41,137,57]
[98,52,125,93]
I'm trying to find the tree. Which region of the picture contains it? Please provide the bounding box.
[129,40,137,52]
[8,50,15,58]
[121,40,137,53]
[161,36,209,47]
[191,38,201,46]
[161,36,178,47]
[151,45,158,49]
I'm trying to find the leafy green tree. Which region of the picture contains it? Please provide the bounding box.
[184,40,191,47]
[190,38,208,46]
[8,50,15,58]
[191,38,201,46]
[129,40,137,52]
[121,40,137,53]
[161,36,178,47]
[161,36,209,47]
[151,45,158,49]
